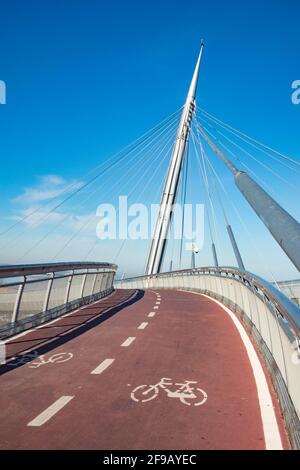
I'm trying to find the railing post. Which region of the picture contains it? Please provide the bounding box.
[64,270,74,305]
[43,273,54,313]
[100,273,106,292]
[91,271,98,295]
[80,271,88,298]
[11,276,26,324]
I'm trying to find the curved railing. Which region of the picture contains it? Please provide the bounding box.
[116,266,300,448]
[0,262,117,338]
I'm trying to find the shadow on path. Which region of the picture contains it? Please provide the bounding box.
[0,289,144,375]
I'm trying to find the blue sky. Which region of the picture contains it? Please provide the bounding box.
[0,0,299,280]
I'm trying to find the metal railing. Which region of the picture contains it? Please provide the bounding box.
[116,266,300,448]
[0,262,117,338]
[275,278,300,307]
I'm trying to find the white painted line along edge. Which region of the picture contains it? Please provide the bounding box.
[121,337,136,347]
[91,358,115,375]
[27,396,74,427]
[186,290,283,450]
[148,312,156,318]
[154,306,159,309]
[138,322,148,330]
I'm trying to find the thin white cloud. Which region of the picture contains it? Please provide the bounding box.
[11,207,66,227]
[64,212,97,232]
[12,174,83,204]
[9,207,97,232]
[40,175,66,186]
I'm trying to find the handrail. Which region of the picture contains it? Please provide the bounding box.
[116,265,300,445]
[0,261,118,278]
[116,266,300,337]
[276,278,300,285]
[0,261,117,337]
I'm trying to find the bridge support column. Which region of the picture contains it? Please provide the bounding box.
[200,128,300,272]
[235,171,300,272]
[212,242,219,267]
[226,224,245,271]
[146,43,204,275]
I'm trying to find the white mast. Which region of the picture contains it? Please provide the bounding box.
[146,42,204,275]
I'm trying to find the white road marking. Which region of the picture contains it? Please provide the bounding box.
[148,312,156,318]
[130,378,207,406]
[91,358,115,375]
[154,306,159,310]
[186,290,283,450]
[27,396,74,427]
[28,352,73,369]
[121,337,136,347]
[156,301,161,305]
[138,322,148,330]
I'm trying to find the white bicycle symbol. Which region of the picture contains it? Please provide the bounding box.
[8,351,73,368]
[131,377,208,406]
[29,352,73,368]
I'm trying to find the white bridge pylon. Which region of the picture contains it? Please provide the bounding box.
[146,43,204,275]
[146,42,300,275]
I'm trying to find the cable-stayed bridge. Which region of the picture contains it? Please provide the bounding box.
[0,44,300,450]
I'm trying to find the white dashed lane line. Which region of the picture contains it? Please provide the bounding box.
[25,292,163,431]
[91,358,115,375]
[121,337,136,347]
[27,396,74,427]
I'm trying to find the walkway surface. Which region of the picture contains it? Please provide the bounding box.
[0,289,289,450]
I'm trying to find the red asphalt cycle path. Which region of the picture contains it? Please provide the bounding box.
[0,289,289,449]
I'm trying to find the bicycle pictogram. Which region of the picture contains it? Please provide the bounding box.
[8,351,73,368]
[130,377,208,406]
[29,352,73,368]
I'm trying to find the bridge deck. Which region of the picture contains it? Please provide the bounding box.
[0,289,289,450]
